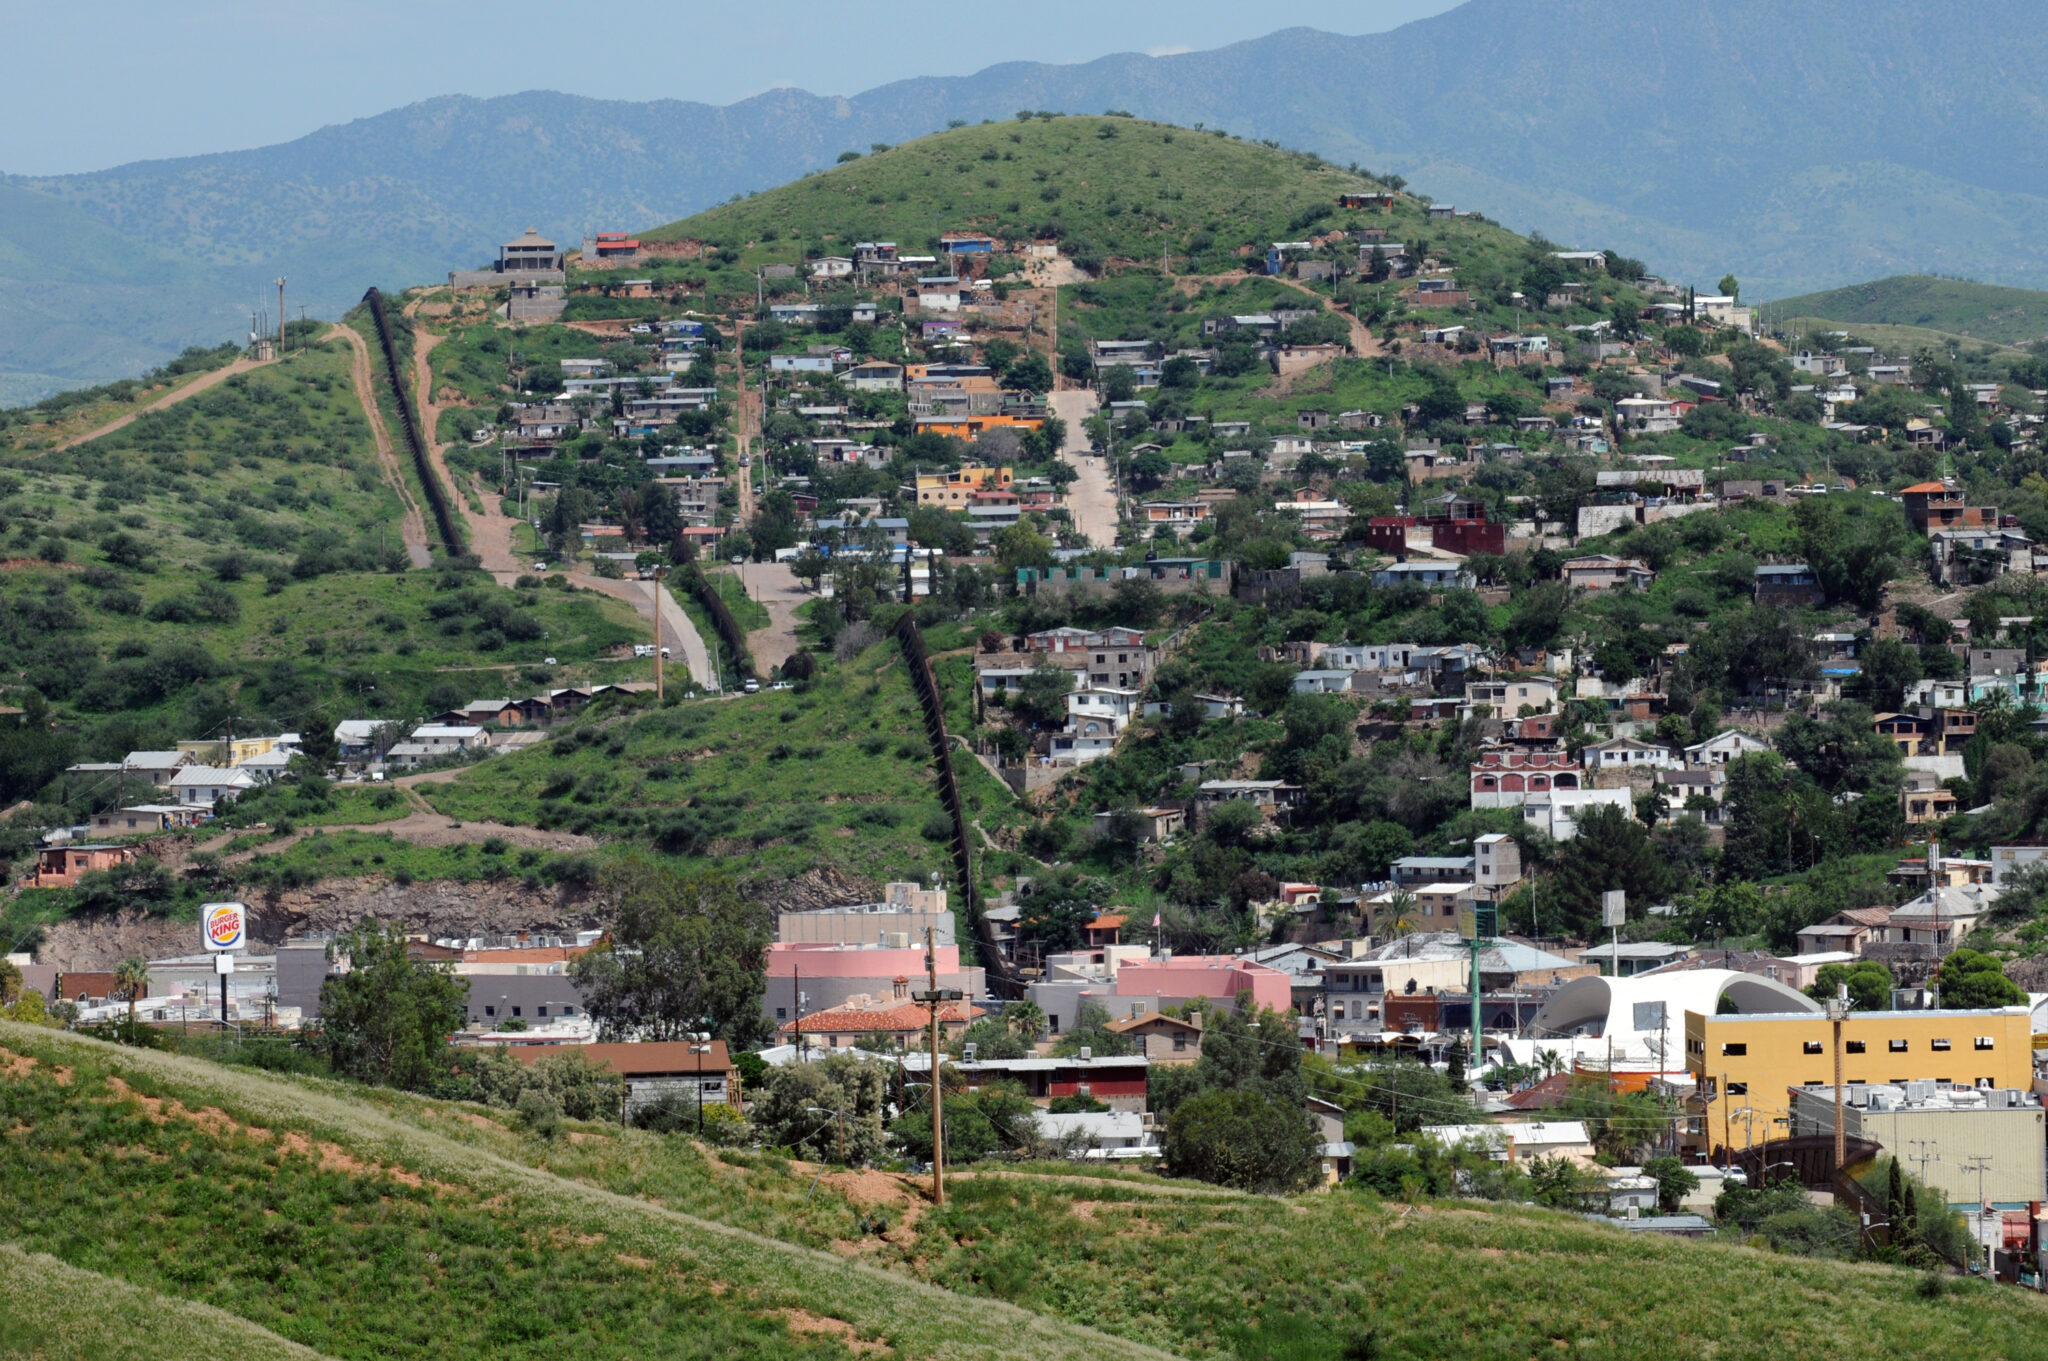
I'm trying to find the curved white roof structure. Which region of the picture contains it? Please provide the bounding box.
[1524,969,1820,1063]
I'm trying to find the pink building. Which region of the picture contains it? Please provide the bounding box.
[1114,956,1293,1016]
[763,942,984,1030]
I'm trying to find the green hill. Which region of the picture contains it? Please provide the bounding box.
[1767,274,2048,347]
[644,116,1395,270]
[9,1024,2048,1360]
[0,1023,1170,1361]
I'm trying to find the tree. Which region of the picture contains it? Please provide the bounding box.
[1007,352,1053,394]
[954,1016,1028,1060]
[1643,1155,1700,1213]
[1130,449,1171,487]
[114,956,149,1029]
[1809,960,1894,1011]
[314,921,469,1091]
[1859,636,1922,712]
[0,957,19,1005]
[1004,1000,1048,1045]
[1718,275,1740,304]
[1014,659,1075,725]
[1930,948,2025,1009]
[1050,999,1138,1058]
[1163,1088,1322,1192]
[569,859,773,1047]
[1548,803,1674,935]
[752,1055,889,1163]
[1019,867,1098,952]
[1100,365,1138,403]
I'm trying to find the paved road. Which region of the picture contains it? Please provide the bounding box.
[57,354,273,451]
[1049,388,1117,547]
[331,324,432,568]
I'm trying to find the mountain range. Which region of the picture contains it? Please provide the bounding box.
[10,0,2048,402]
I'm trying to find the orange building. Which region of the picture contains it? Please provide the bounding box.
[29,843,138,889]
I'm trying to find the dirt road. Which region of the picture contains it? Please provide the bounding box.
[57,355,273,451]
[332,324,433,568]
[1049,389,1117,547]
[732,560,807,674]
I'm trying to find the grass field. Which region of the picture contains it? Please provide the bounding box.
[0,1244,337,1361]
[644,117,1385,272]
[10,1025,2048,1361]
[1768,275,2048,348]
[0,1023,1175,1361]
[418,639,1024,890]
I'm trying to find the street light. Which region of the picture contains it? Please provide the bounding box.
[688,1030,713,1133]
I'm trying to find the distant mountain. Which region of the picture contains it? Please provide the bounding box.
[1765,275,2048,348]
[11,0,2048,401]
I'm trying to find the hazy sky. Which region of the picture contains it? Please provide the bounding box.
[1,0,1462,176]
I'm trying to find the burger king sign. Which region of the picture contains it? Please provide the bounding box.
[202,901,247,952]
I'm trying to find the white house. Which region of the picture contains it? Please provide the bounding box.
[1465,678,1559,715]
[169,766,257,809]
[1421,1120,1595,1164]
[1521,787,1634,840]
[1033,1110,1159,1158]
[1685,730,1771,768]
[1582,738,1677,771]
[1067,687,1142,739]
[409,725,489,752]
[1291,670,1357,695]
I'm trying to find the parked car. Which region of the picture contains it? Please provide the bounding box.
[743,678,760,694]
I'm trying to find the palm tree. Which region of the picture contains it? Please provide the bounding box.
[1004,1000,1047,1045]
[114,956,150,1031]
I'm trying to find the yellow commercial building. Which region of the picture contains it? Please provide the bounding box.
[1683,1006,2034,1157]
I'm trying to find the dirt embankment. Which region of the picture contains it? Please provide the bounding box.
[749,866,883,917]
[34,880,603,970]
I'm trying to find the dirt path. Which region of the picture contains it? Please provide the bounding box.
[732,560,806,674]
[56,355,273,451]
[201,811,597,866]
[331,323,433,569]
[1049,389,1117,547]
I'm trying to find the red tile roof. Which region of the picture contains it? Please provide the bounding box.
[782,1001,981,1034]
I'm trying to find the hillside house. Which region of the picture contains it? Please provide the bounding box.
[1753,563,1826,607]
[499,228,564,274]
[169,766,256,809]
[1563,555,1654,591]
[1582,737,1677,771]
[27,842,138,889]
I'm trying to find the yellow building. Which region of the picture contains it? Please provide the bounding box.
[1684,1006,2033,1157]
[915,465,1013,505]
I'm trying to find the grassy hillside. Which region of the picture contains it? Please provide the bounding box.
[0,1023,1173,1361]
[645,116,1390,270]
[1768,275,2048,347]
[9,1025,2048,1361]
[421,637,1025,890]
[0,334,643,802]
[0,1244,337,1361]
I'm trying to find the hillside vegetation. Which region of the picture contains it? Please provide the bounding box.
[0,1023,1174,1361]
[7,1026,2048,1361]
[1768,274,2048,347]
[646,116,1392,271]
[420,636,1025,889]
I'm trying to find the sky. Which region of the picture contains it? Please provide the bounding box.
[0,0,1463,176]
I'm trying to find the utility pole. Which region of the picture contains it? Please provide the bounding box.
[1829,986,1850,1174]
[913,925,963,1207]
[652,566,669,700]
[1908,1138,1942,1186]
[275,278,287,358]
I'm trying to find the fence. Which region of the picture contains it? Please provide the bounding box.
[893,612,1021,998]
[362,288,465,558]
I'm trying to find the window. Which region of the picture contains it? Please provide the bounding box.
[562,1006,575,1016]
[1726,1082,1748,1096]
[484,1005,496,1017]
[511,1007,522,1017]
[1720,1043,1746,1057]
[775,1007,787,1020]
[1975,1037,1995,1050]
[1173,1034,1187,1051]
[1932,1038,1952,1052]
[1846,1041,1866,1054]
[537,1006,548,1018]
[1803,1041,1823,1055]
[1889,1039,1908,1053]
